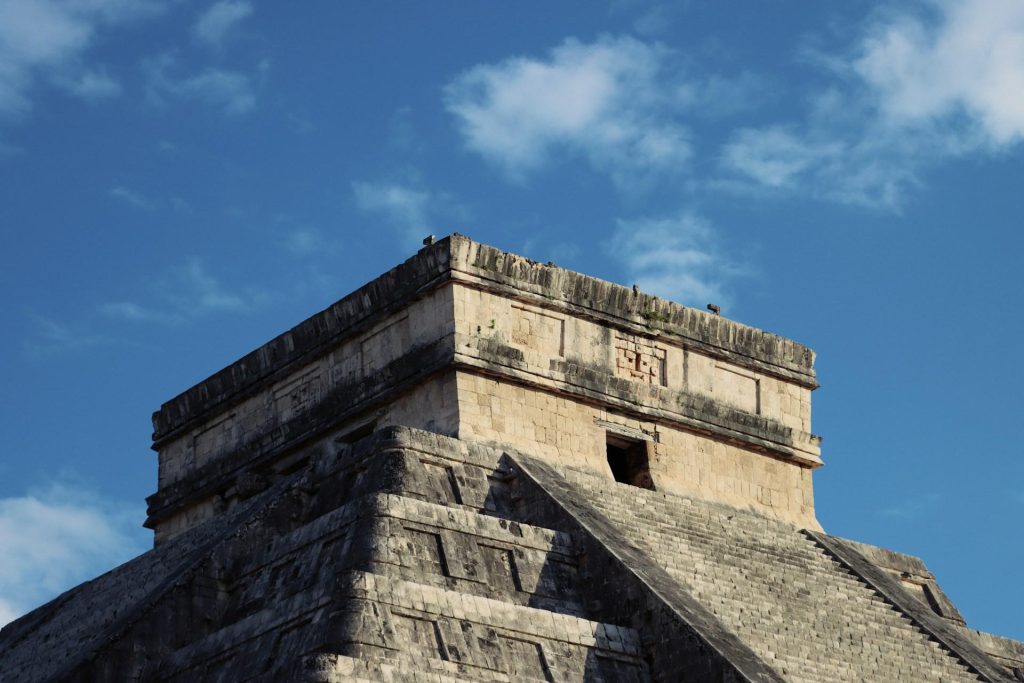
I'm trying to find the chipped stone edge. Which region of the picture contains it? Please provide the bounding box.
[805,530,1015,683]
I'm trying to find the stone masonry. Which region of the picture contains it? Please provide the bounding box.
[1,234,1021,681]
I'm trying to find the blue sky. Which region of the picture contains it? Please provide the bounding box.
[1,0,1022,639]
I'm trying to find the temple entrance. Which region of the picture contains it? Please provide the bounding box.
[606,434,654,490]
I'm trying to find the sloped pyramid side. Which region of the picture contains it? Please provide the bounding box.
[2,426,1017,682]
[0,428,670,681]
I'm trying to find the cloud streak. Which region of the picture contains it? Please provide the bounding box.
[194,0,252,47]
[718,0,1024,208]
[877,492,941,519]
[352,179,468,249]
[101,257,266,325]
[108,185,154,210]
[145,54,257,115]
[23,312,111,355]
[0,0,159,117]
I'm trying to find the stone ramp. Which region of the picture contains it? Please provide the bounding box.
[510,451,998,683]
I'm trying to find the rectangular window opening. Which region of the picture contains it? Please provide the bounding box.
[606,434,654,490]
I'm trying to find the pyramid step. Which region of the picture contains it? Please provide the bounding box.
[338,571,649,683]
[304,652,504,682]
[202,490,590,632]
[154,570,647,682]
[362,494,588,617]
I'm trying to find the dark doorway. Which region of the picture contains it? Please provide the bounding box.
[606,434,654,490]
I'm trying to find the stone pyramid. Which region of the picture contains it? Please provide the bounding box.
[2,235,1021,682]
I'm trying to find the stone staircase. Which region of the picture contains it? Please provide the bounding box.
[551,462,985,683]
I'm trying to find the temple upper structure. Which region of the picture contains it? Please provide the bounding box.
[149,234,821,544]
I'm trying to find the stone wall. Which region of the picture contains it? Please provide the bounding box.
[156,286,455,490]
[452,283,812,435]
[455,371,818,528]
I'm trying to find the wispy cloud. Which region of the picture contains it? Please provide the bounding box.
[720,127,844,190]
[55,68,121,101]
[283,227,323,256]
[387,106,420,153]
[352,179,468,249]
[145,53,257,115]
[444,35,694,189]
[97,301,177,325]
[0,0,160,118]
[0,482,147,627]
[108,184,154,209]
[718,0,1024,208]
[193,0,252,47]
[101,256,267,325]
[607,212,743,310]
[878,492,941,519]
[609,0,684,38]
[23,312,110,355]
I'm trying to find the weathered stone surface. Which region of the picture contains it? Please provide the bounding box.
[2,236,1020,682]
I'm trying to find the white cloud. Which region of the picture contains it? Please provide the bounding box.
[352,179,467,249]
[718,0,1024,208]
[0,483,147,627]
[145,54,256,115]
[194,0,252,47]
[855,0,1024,146]
[0,0,159,117]
[444,35,692,189]
[607,212,742,310]
[101,257,266,325]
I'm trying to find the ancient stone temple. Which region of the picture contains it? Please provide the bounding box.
[1,234,1021,681]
